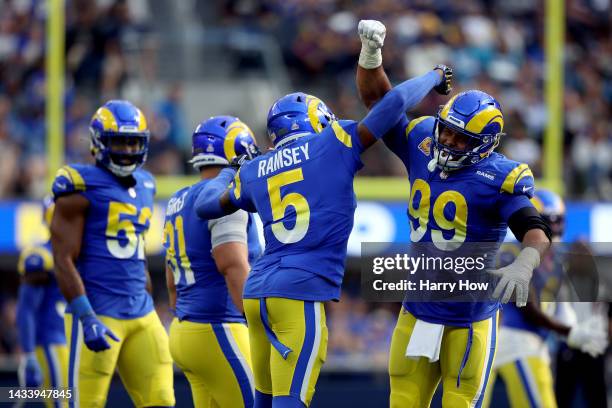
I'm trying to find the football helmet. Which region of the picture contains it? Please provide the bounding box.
[266,92,336,148]
[531,189,565,239]
[189,116,258,169]
[430,90,504,172]
[89,100,150,177]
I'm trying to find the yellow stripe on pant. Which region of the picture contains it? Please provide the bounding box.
[36,344,69,408]
[244,298,328,407]
[65,311,175,408]
[169,319,254,407]
[389,308,498,408]
[485,356,557,408]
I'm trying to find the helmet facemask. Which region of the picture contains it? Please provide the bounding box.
[91,129,149,177]
[429,116,501,173]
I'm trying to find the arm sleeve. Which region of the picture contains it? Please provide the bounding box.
[16,284,44,353]
[382,116,411,168]
[208,210,248,248]
[194,167,238,219]
[361,70,441,139]
[507,206,552,242]
[228,168,257,212]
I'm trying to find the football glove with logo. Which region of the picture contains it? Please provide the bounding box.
[81,314,120,352]
[433,64,453,95]
[489,246,540,306]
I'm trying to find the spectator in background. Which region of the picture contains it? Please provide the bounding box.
[571,120,612,200]
[502,113,542,175]
[154,83,188,151]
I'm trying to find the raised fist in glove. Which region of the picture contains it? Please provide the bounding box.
[489,247,540,307]
[568,315,609,357]
[358,20,386,69]
[433,64,453,95]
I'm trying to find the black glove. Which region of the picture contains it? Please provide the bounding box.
[433,64,453,95]
[229,144,261,170]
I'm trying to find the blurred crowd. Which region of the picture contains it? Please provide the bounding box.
[219,0,612,199]
[0,0,609,199]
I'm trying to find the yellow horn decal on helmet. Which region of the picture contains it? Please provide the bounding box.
[306,95,324,133]
[465,106,504,134]
[223,122,250,161]
[137,108,148,131]
[439,94,459,120]
[94,107,118,131]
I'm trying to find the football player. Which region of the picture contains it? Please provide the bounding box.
[164,116,262,407]
[356,20,551,407]
[16,196,68,407]
[484,189,608,408]
[50,100,175,407]
[194,64,451,406]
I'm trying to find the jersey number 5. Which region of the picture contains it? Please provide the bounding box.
[267,168,310,244]
[106,202,152,259]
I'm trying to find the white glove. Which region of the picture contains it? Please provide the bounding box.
[489,247,540,307]
[567,315,609,357]
[358,20,386,69]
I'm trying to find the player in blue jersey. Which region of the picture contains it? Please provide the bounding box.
[484,189,608,408]
[50,100,175,407]
[356,20,552,407]
[194,63,452,406]
[164,116,262,408]
[16,196,68,407]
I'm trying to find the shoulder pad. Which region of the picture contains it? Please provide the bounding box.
[330,120,357,148]
[405,116,435,138]
[484,155,535,197]
[18,246,53,275]
[52,164,87,198]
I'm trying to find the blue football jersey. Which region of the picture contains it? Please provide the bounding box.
[384,116,536,325]
[229,120,364,301]
[52,164,156,319]
[163,180,262,323]
[498,243,565,339]
[18,241,66,345]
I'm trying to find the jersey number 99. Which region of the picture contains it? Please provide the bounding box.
[409,179,467,251]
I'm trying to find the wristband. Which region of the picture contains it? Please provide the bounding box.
[358,45,382,69]
[70,295,94,319]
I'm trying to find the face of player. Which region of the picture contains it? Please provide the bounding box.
[438,127,471,151]
[107,136,144,165]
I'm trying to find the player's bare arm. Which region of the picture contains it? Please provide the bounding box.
[51,193,88,301]
[356,20,391,109]
[165,263,176,310]
[212,242,249,313]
